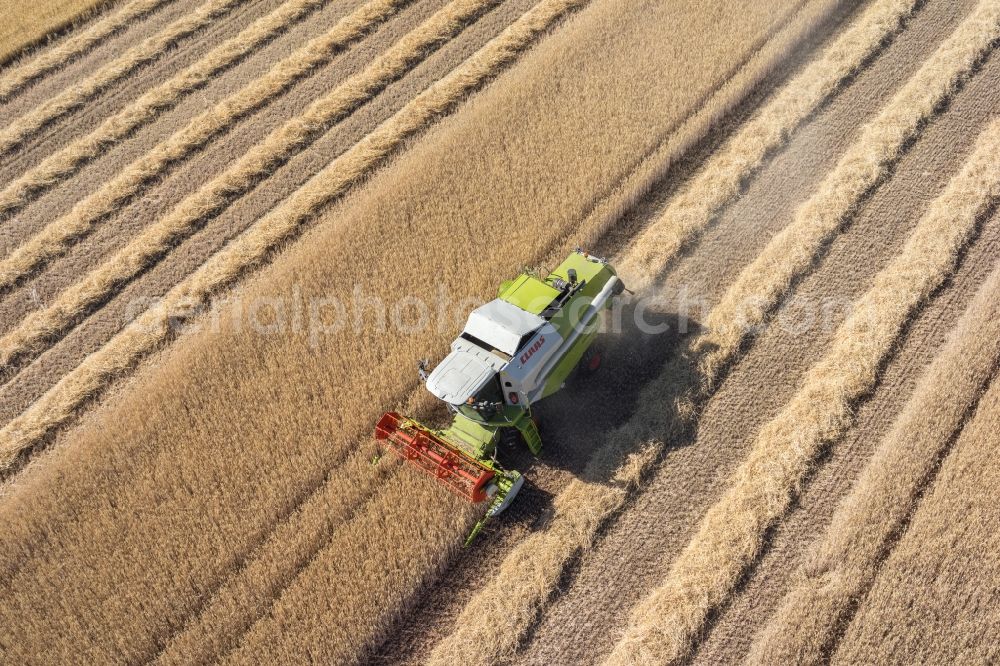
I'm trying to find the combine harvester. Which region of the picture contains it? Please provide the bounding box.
[375,250,626,543]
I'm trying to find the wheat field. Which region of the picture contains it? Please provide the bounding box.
[1,0,998,663]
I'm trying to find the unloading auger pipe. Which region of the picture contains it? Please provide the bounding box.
[531,276,620,393]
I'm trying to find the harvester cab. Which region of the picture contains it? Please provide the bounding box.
[374,249,625,545]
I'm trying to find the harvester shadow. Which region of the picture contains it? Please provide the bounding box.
[368,301,706,664]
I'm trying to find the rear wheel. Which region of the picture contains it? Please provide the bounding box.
[576,345,603,379]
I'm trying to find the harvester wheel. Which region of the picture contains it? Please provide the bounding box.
[577,346,602,378]
[501,427,523,449]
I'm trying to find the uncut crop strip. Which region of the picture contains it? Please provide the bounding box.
[0,0,328,218]
[0,0,174,99]
[746,258,1000,665]
[0,0,503,372]
[603,116,1000,666]
[0,0,594,467]
[0,0,407,293]
[426,0,920,660]
[830,374,1000,663]
[0,0,247,157]
[0,0,591,606]
[694,0,1000,388]
[567,0,852,268]
[616,0,919,293]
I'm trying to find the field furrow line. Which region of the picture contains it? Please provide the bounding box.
[746,257,1000,664]
[0,0,504,376]
[0,0,407,294]
[0,0,590,471]
[603,115,1000,666]
[694,0,1000,388]
[424,1,919,661]
[617,0,919,294]
[0,0,174,100]
[0,0,328,218]
[0,0,248,157]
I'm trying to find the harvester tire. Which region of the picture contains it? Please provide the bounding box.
[501,427,523,449]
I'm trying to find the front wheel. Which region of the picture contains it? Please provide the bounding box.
[577,345,602,378]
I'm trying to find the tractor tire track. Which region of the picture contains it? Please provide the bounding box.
[744,219,1000,665]
[832,364,1000,663]
[695,210,1000,666]
[606,87,1000,666]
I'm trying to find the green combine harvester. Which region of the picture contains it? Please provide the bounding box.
[374,249,625,543]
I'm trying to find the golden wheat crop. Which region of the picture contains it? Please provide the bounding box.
[694,0,1000,388]
[0,0,248,156]
[0,0,171,94]
[0,0,327,217]
[0,0,503,369]
[428,0,920,659]
[831,371,1000,663]
[746,256,1000,664]
[617,0,919,293]
[604,115,1000,666]
[0,0,406,291]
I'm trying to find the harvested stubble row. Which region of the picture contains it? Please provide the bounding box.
[605,116,1000,665]
[0,0,503,370]
[427,0,920,660]
[0,0,172,96]
[0,0,246,156]
[0,0,328,218]
[833,366,1000,664]
[748,247,1000,664]
[0,0,407,291]
[0,0,815,661]
[617,0,919,293]
[0,0,589,465]
[694,0,1000,388]
[549,0,847,251]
